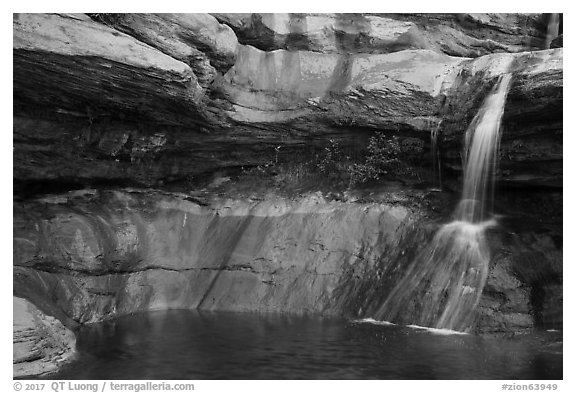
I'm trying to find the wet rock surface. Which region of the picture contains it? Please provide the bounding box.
[13,190,420,323]
[550,34,563,48]
[440,49,563,189]
[13,189,562,334]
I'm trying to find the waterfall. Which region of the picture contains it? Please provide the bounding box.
[544,13,560,49]
[374,74,513,332]
[456,74,512,222]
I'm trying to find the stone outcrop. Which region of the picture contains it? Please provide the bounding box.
[90,13,238,88]
[13,297,76,378]
[14,190,420,323]
[13,12,563,192]
[221,46,463,125]
[550,34,563,48]
[13,190,562,334]
[212,13,551,57]
[14,13,204,126]
[12,13,563,373]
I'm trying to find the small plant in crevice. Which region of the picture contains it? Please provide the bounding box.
[350,133,424,186]
[317,139,347,178]
[227,133,425,196]
[316,133,424,188]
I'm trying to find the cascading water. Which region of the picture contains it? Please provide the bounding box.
[456,74,512,223]
[373,74,513,332]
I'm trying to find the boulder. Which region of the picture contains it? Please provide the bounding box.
[13,297,76,378]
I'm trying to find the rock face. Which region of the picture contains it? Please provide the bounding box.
[222,46,463,125]
[14,13,204,126]
[13,297,76,378]
[440,49,563,188]
[91,13,237,88]
[14,190,419,323]
[13,13,563,193]
[212,13,551,57]
[551,34,563,48]
[13,13,563,369]
[13,190,562,334]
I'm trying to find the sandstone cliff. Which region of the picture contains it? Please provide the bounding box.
[14,13,563,192]
[13,13,563,375]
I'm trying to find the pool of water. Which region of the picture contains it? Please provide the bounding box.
[51,310,562,380]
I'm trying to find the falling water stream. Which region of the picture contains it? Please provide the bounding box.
[374,74,513,332]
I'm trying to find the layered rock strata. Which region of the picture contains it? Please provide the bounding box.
[13,297,76,378]
[13,190,562,333]
[13,13,563,191]
[13,13,563,376]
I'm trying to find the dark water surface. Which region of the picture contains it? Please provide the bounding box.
[52,310,562,380]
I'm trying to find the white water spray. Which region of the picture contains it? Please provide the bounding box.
[374,74,513,332]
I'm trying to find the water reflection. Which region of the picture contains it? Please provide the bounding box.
[51,310,562,380]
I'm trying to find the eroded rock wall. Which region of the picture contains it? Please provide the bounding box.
[211,13,552,56]
[13,13,563,193]
[12,14,563,361]
[13,13,204,126]
[89,13,237,88]
[13,190,562,334]
[14,191,418,324]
